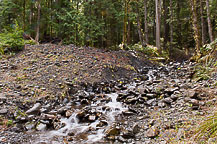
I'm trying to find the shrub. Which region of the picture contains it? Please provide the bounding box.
[0,22,25,55]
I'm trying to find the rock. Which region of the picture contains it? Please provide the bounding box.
[187,90,200,99]
[25,123,35,130]
[171,94,178,101]
[208,138,217,144]
[147,99,156,106]
[190,99,199,106]
[163,98,173,104]
[146,126,159,138]
[158,102,166,108]
[146,93,156,99]
[36,123,47,131]
[106,127,120,136]
[88,115,96,122]
[121,130,135,139]
[0,109,8,114]
[165,87,179,95]
[133,123,140,134]
[0,93,7,102]
[26,103,41,115]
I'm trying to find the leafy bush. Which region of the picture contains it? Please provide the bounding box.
[0,22,25,55]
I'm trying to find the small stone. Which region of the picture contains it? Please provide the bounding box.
[133,123,140,134]
[163,98,173,104]
[0,93,6,102]
[0,109,8,114]
[190,99,199,106]
[36,123,47,131]
[88,115,96,122]
[158,102,166,108]
[146,126,159,138]
[171,94,178,101]
[26,103,41,115]
[146,93,156,99]
[208,138,217,144]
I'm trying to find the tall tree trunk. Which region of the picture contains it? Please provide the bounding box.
[200,0,206,45]
[169,0,173,50]
[177,1,182,48]
[144,0,148,43]
[206,0,213,42]
[23,0,26,30]
[123,0,128,46]
[190,0,202,56]
[35,0,41,43]
[155,0,161,50]
[136,1,146,47]
[163,0,169,50]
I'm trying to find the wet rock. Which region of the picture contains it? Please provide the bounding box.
[106,127,120,136]
[121,130,135,139]
[25,122,35,130]
[36,123,47,131]
[123,110,136,116]
[146,126,160,138]
[26,103,41,115]
[88,115,96,122]
[0,109,8,114]
[96,120,108,127]
[118,136,127,142]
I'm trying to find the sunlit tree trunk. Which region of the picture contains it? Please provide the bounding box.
[206,0,213,42]
[155,0,161,51]
[190,0,202,57]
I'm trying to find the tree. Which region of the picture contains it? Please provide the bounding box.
[143,0,148,43]
[200,0,206,45]
[35,0,41,43]
[190,0,202,57]
[206,0,214,42]
[155,0,161,51]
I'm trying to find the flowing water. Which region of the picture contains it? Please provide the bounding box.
[33,93,128,144]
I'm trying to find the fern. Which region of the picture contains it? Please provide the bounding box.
[195,114,217,141]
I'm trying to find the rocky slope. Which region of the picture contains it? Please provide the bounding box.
[0,44,216,144]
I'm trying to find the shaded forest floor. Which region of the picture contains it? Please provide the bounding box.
[0,44,216,143]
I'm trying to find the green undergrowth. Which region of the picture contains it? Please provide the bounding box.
[194,113,217,142]
[193,57,217,82]
[0,22,36,55]
[127,43,169,61]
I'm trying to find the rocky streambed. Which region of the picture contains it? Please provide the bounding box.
[0,45,216,144]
